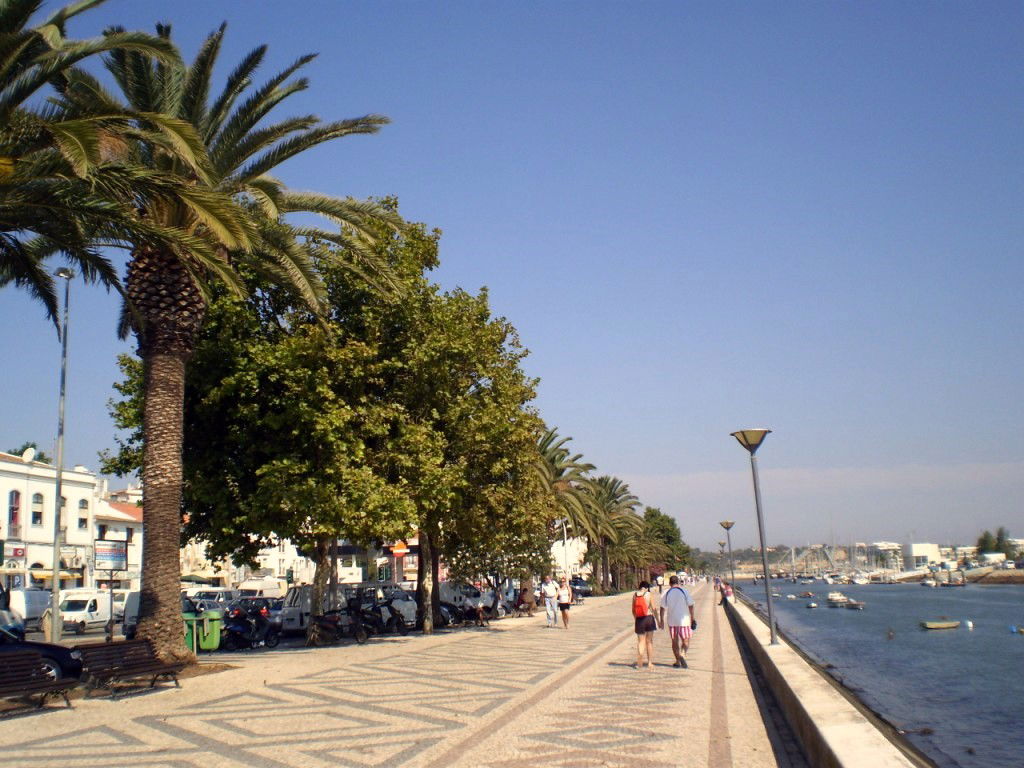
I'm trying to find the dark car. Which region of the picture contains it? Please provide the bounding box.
[0,623,83,679]
[569,577,593,597]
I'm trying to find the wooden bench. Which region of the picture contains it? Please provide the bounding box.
[74,639,185,699]
[0,650,77,712]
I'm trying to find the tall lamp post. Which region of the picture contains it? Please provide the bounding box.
[50,268,74,642]
[731,428,778,645]
[720,519,736,587]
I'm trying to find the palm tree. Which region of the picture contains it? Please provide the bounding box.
[535,428,597,541]
[0,0,226,324]
[588,476,641,591]
[57,24,401,659]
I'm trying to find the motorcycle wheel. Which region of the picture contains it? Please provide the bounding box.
[221,634,237,651]
[396,617,410,635]
[354,624,368,644]
[265,632,280,649]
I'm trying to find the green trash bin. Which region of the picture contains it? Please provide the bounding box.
[182,611,199,652]
[196,610,223,651]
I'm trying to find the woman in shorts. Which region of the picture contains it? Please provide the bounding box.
[633,580,657,668]
[556,577,572,629]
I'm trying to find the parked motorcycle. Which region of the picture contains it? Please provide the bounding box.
[221,603,281,650]
[309,607,368,645]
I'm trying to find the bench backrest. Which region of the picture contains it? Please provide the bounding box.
[0,650,54,686]
[74,639,157,670]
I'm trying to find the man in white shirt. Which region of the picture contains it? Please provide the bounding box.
[663,574,696,668]
[540,575,558,627]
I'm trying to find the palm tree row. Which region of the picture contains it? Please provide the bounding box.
[536,427,680,591]
[2,1,401,660]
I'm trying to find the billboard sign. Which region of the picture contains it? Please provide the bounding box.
[94,540,128,571]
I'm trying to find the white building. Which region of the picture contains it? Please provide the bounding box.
[866,541,904,572]
[903,542,942,571]
[550,535,590,578]
[0,452,144,590]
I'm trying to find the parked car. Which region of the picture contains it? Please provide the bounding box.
[0,622,82,679]
[569,577,593,597]
[0,609,25,641]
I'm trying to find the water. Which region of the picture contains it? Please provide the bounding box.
[741,581,1024,767]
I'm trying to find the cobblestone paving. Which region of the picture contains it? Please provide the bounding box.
[0,585,789,767]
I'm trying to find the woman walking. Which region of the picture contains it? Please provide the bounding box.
[632,580,657,668]
[557,577,573,629]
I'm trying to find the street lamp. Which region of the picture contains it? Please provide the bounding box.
[720,519,736,588]
[731,428,778,645]
[50,267,74,642]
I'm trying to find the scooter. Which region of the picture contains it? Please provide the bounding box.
[310,607,368,645]
[221,605,281,650]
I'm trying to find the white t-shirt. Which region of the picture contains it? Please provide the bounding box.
[663,586,694,627]
[541,581,558,599]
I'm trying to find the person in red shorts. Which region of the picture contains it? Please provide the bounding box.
[663,574,696,668]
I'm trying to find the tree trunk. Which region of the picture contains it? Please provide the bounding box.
[136,351,192,663]
[306,537,330,646]
[417,528,434,634]
[601,540,610,592]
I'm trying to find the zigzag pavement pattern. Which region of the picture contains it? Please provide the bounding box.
[0,583,787,768]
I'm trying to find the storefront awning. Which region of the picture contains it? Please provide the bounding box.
[28,569,79,580]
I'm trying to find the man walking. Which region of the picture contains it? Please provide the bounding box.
[663,574,696,668]
[541,575,558,628]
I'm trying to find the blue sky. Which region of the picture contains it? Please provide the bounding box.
[2,2,1022,550]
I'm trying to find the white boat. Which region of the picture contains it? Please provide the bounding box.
[786,594,797,600]
[827,591,849,607]
[921,579,938,588]
[852,576,869,586]
[846,600,865,610]
[807,602,818,609]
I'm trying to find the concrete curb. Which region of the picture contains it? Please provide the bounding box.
[725,596,926,768]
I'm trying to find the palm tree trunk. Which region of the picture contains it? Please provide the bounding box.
[601,540,610,592]
[136,351,191,662]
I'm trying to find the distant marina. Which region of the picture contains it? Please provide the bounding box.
[739,579,1024,767]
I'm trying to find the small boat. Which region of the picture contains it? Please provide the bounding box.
[920,620,960,630]
[770,592,782,598]
[806,602,818,609]
[799,591,815,598]
[800,579,814,585]
[827,591,849,607]
[846,600,865,610]
[786,594,797,600]
[921,579,938,588]
[852,577,869,586]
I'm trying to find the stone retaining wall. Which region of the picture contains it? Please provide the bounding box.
[725,596,930,768]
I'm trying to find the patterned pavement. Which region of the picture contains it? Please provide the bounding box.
[0,584,792,767]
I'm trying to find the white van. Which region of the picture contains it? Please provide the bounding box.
[7,588,52,631]
[237,577,286,598]
[59,589,111,634]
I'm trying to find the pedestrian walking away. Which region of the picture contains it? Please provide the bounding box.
[541,575,558,628]
[650,577,664,630]
[718,581,733,606]
[663,574,696,668]
[632,580,657,668]
[556,577,572,629]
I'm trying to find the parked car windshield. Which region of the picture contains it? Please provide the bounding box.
[193,591,225,600]
[60,599,88,611]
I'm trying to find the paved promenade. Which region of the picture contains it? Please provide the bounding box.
[0,584,795,767]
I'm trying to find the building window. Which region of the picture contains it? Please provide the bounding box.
[31,493,43,526]
[78,517,88,530]
[97,524,107,540]
[7,490,19,525]
[60,496,66,527]
[78,499,88,511]
[126,527,134,543]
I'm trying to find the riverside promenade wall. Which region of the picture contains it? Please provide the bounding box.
[725,596,929,768]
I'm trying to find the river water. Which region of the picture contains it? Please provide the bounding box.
[740,580,1024,767]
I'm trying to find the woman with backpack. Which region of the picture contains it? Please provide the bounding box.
[632,580,657,668]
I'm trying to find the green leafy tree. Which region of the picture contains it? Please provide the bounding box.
[642,507,692,571]
[6,441,51,464]
[976,529,997,554]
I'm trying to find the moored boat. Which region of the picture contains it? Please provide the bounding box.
[920,620,960,630]
[799,591,815,598]
[846,600,865,610]
[827,591,849,607]
[806,602,818,609]
[921,579,938,588]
